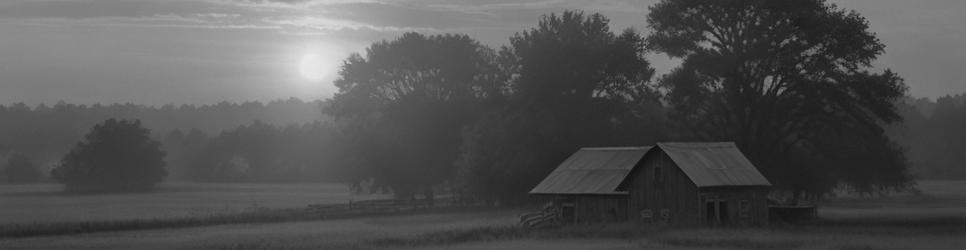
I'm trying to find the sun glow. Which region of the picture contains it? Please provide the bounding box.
[298,53,329,82]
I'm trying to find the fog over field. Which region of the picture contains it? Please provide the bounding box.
[2,0,966,249]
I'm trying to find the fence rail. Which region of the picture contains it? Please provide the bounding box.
[518,203,561,228]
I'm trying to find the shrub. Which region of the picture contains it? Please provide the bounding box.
[51,119,166,193]
[3,153,43,183]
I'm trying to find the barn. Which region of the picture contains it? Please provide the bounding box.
[529,142,771,226]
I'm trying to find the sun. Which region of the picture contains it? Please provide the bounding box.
[298,53,329,82]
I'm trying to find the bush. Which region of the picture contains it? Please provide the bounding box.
[51,119,167,193]
[3,153,43,183]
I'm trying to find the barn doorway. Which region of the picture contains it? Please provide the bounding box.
[718,201,729,225]
[705,202,715,224]
[559,198,576,223]
[705,199,729,225]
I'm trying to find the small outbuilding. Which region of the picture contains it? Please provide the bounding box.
[529,142,771,226]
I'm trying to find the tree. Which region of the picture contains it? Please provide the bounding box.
[905,95,966,179]
[3,153,43,183]
[327,32,504,201]
[51,119,167,193]
[454,11,662,205]
[512,10,662,144]
[648,0,911,197]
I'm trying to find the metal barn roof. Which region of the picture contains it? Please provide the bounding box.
[529,142,771,195]
[657,142,772,187]
[528,147,651,195]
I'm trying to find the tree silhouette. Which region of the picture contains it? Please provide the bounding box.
[4,153,43,183]
[52,119,167,193]
[327,33,503,201]
[648,0,911,197]
[507,10,661,146]
[454,11,662,204]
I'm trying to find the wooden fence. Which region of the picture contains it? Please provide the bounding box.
[518,203,561,228]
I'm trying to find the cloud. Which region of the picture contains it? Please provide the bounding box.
[8,14,280,30]
[0,1,274,30]
[263,15,439,35]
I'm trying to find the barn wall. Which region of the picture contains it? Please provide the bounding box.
[574,195,628,223]
[699,187,770,225]
[625,149,701,225]
[541,147,770,226]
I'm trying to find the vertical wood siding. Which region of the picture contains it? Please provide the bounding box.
[553,148,769,226]
[698,187,770,225]
[624,149,769,226]
[575,195,628,223]
[625,149,701,225]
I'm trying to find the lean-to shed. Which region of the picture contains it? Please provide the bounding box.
[529,142,771,226]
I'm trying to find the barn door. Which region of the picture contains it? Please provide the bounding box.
[718,200,729,225]
[703,197,729,226]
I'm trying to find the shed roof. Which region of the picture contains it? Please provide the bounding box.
[529,142,771,195]
[656,142,771,188]
[528,147,651,195]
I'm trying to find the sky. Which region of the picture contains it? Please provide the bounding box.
[0,0,963,106]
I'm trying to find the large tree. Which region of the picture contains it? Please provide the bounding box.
[648,0,910,197]
[326,32,504,201]
[51,119,167,193]
[454,11,662,204]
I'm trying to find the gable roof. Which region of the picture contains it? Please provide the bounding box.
[529,142,771,195]
[657,142,772,188]
[528,147,651,195]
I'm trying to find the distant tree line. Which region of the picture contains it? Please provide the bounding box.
[890,95,966,179]
[176,121,351,182]
[1,116,353,192]
[0,98,327,181]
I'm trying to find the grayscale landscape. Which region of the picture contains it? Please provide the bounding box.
[1,0,965,249]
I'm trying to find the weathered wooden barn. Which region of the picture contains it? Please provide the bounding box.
[529,142,771,226]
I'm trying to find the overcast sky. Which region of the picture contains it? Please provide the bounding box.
[1,0,963,106]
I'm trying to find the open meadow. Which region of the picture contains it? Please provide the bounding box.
[0,182,386,224]
[1,181,965,249]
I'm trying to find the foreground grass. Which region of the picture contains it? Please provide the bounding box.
[0,182,389,224]
[3,216,965,250]
[380,216,966,250]
[0,205,494,238]
[191,215,966,250]
[3,180,966,249]
[0,210,522,250]
[0,207,319,238]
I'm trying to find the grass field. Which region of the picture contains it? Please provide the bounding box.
[1,181,965,249]
[0,182,387,224]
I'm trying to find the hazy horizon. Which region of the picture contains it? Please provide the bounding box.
[1,0,964,106]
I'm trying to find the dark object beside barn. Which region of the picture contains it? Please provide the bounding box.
[529,142,771,226]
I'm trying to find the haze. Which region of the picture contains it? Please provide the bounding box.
[0,0,963,106]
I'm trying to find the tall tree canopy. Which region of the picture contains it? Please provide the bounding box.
[326,33,504,200]
[455,11,662,204]
[511,11,656,105]
[648,0,910,196]
[51,119,167,193]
